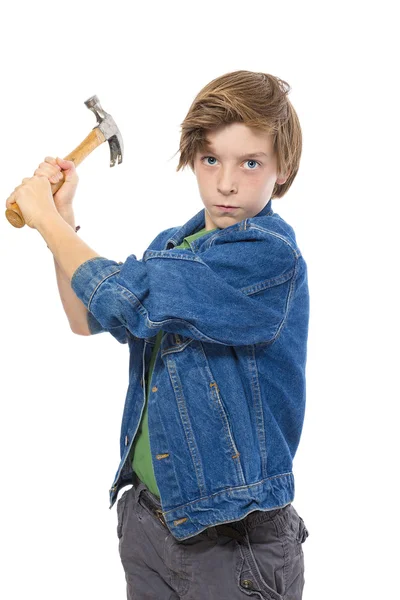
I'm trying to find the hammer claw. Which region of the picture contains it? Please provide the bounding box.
[108,134,124,167]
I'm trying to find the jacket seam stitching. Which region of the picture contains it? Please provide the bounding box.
[203,222,299,257]
[71,256,109,286]
[240,266,295,295]
[268,256,299,345]
[118,286,228,344]
[246,224,301,258]
[144,251,203,263]
[162,472,293,516]
[87,268,121,311]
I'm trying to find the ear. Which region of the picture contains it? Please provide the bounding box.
[276,170,290,185]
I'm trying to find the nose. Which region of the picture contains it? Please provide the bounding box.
[217,168,238,195]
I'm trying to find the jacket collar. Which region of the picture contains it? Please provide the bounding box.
[166,199,273,250]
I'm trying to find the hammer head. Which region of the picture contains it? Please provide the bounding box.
[85,95,124,167]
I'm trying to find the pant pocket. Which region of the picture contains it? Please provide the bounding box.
[235,532,284,600]
[116,489,130,539]
[278,506,308,597]
[283,505,309,548]
[297,516,309,544]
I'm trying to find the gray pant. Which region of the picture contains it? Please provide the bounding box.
[116,473,309,599]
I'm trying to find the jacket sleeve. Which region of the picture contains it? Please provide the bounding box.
[79,228,178,344]
[70,234,304,346]
[86,309,129,344]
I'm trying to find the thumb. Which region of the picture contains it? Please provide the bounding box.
[55,157,78,183]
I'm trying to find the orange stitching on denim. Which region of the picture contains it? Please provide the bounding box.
[174,517,188,526]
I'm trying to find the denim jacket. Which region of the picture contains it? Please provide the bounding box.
[71,199,309,541]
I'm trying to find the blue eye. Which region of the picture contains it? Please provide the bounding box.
[201,156,260,169]
[245,160,259,170]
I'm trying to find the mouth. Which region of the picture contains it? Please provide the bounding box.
[215,205,238,212]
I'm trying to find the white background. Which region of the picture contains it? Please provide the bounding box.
[0,1,398,598]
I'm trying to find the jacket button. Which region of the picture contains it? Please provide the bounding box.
[125,435,129,446]
[241,580,254,589]
[152,386,158,392]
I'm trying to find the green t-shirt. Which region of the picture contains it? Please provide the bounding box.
[130,226,218,497]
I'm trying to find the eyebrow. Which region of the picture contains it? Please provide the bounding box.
[201,144,268,160]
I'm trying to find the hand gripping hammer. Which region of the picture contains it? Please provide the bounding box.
[5,95,124,228]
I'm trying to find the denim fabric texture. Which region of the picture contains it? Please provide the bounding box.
[71,199,310,541]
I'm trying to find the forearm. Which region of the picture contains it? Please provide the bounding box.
[37,209,101,281]
[53,209,91,333]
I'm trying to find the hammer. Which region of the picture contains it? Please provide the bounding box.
[5,95,124,228]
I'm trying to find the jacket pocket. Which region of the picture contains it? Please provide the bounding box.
[160,332,194,356]
[209,381,241,460]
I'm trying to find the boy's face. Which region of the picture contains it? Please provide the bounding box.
[192,123,288,231]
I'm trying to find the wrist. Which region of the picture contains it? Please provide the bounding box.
[41,211,80,249]
[58,207,76,227]
[36,210,64,236]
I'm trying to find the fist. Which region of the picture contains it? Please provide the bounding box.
[6,175,56,229]
[34,156,79,213]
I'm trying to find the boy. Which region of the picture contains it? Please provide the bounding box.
[7,70,310,599]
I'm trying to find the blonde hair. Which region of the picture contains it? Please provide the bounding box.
[175,70,302,199]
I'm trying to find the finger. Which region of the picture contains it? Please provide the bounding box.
[34,158,60,180]
[45,156,61,170]
[6,191,17,209]
[38,161,58,173]
[56,157,76,171]
[35,164,61,179]
[37,160,64,182]
[49,172,64,183]
[6,199,13,210]
[34,168,50,177]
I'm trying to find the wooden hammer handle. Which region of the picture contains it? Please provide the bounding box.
[5,126,106,228]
